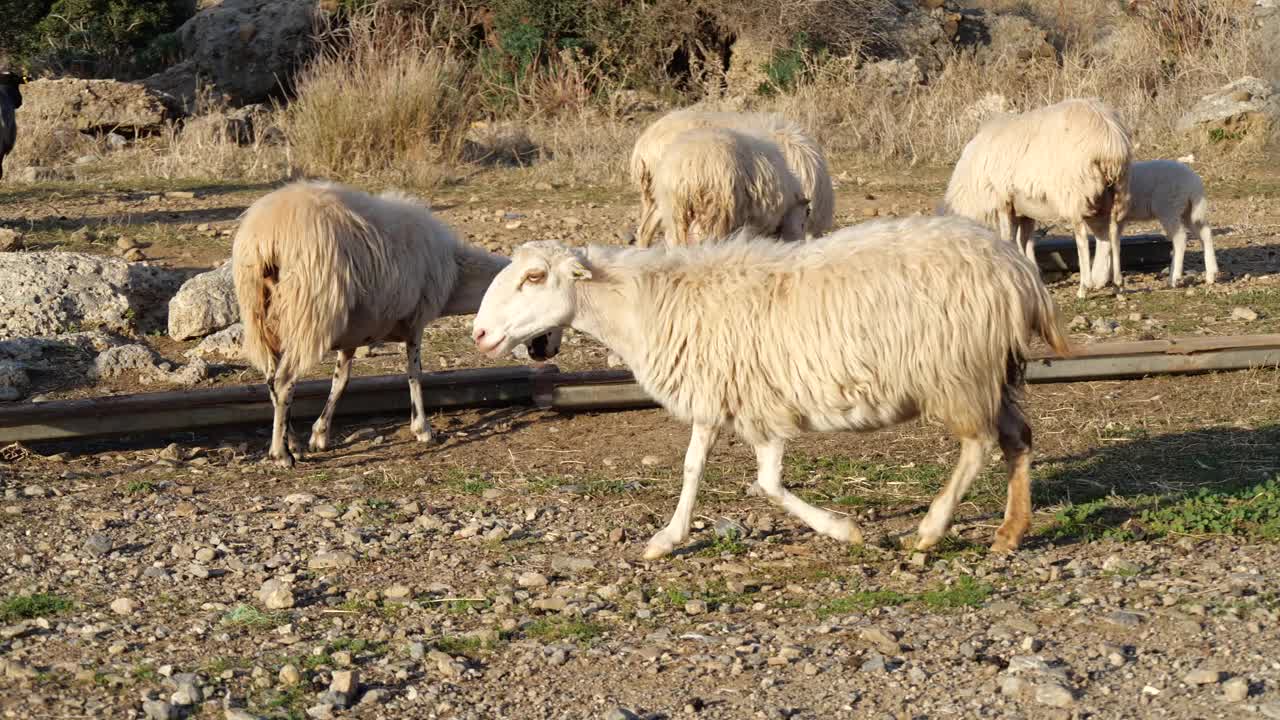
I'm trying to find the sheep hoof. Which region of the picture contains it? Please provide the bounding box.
[413,429,434,443]
[990,533,1020,553]
[308,434,328,452]
[745,481,765,497]
[642,534,676,560]
[266,452,295,469]
[830,518,864,545]
[1075,287,1088,300]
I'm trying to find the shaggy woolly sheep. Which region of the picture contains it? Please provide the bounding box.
[648,126,809,247]
[1084,159,1217,287]
[0,71,25,181]
[472,216,1070,558]
[631,109,834,245]
[232,181,561,467]
[942,98,1132,298]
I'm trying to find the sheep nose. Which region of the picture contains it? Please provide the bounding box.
[472,327,487,344]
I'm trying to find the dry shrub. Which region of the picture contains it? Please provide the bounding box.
[144,114,290,183]
[700,0,897,55]
[3,118,97,175]
[280,7,477,186]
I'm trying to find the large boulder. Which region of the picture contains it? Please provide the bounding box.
[0,331,120,401]
[0,253,181,340]
[20,79,180,134]
[169,0,319,106]
[168,261,238,340]
[1177,77,1280,145]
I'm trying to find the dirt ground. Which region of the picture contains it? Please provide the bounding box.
[0,156,1278,719]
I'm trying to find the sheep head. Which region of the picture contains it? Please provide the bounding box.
[473,241,591,359]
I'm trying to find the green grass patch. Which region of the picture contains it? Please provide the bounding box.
[698,527,748,557]
[221,604,285,628]
[817,589,910,617]
[442,468,494,495]
[0,593,73,622]
[328,637,387,657]
[523,618,604,643]
[444,598,491,614]
[124,479,158,495]
[919,576,993,609]
[1133,477,1280,539]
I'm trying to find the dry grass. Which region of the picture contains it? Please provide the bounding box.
[278,8,477,187]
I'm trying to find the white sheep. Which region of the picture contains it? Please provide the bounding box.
[471,216,1070,558]
[232,180,560,467]
[631,109,834,245]
[648,126,809,247]
[942,97,1132,298]
[1084,159,1218,287]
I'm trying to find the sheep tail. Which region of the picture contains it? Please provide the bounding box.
[231,184,367,379]
[1031,280,1072,358]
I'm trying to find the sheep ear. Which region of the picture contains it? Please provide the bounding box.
[568,258,592,281]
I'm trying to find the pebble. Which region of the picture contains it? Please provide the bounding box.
[142,700,176,720]
[1231,306,1258,322]
[258,579,295,610]
[1103,610,1143,628]
[308,551,356,570]
[284,493,316,505]
[110,598,136,616]
[1102,555,1139,574]
[1000,676,1028,697]
[640,455,662,467]
[383,584,413,600]
[860,628,901,655]
[605,708,640,720]
[517,572,549,588]
[1223,677,1249,702]
[684,599,707,615]
[1259,701,1280,719]
[1034,683,1075,708]
[329,670,359,708]
[313,505,340,520]
[83,534,114,555]
[859,653,886,673]
[1183,667,1224,685]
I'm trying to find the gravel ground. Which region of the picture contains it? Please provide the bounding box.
[0,160,1277,719]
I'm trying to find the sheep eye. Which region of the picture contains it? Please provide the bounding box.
[521,269,546,288]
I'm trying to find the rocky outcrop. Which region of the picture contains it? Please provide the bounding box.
[20,79,180,134]
[169,0,320,106]
[0,252,181,340]
[168,261,238,340]
[1177,77,1280,144]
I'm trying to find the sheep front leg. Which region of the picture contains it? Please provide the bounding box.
[1016,217,1037,264]
[406,333,432,443]
[1073,223,1092,298]
[309,349,354,452]
[753,439,863,546]
[915,436,989,550]
[266,358,299,468]
[1167,219,1188,288]
[1107,213,1123,290]
[644,422,720,560]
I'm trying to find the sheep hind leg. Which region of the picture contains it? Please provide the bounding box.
[914,435,990,551]
[1016,217,1037,265]
[992,401,1033,553]
[753,438,863,546]
[1167,220,1188,288]
[1199,221,1218,285]
[406,332,432,443]
[644,423,719,560]
[266,356,299,468]
[308,349,354,452]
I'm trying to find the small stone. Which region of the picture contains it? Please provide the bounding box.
[305,705,333,720]
[110,598,136,615]
[1021,636,1043,652]
[1000,676,1028,697]
[195,547,216,563]
[1034,683,1074,708]
[124,247,146,262]
[329,670,358,708]
[0,228,24,252]
[1068,315,1088,330]
[1259,701,1280,719]
[605,707,640,720]
[278,665,301,686]
[330,651,353,667]
[909,552,927,568]
[313,505,340,519]
[517,572,549,588]
[284,493,316,505]
[165,191,196,200]
[84,534,113,555]
[684,599,708,615]
[609,527,625,544]
[1222,677,1249,702]
[1183,667,1224,685]
[1103,610,1143,628]
[640,455,662,467]
[1102,555,1139,574]
[383,584,412,600]
[1231,307,1258,322]
[859,653,886,673]
[860,628,901,655]
[1007,655,1050,675]
[224,705,259,720]
[308,551,356,570]
[143,700,176,720]
[258,579,295,610]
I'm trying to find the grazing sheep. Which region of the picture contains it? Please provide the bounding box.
[1084,159,1217,287]
[631,109,834,245]
[471,216,1070,558]
[649,126,809,247]
[232,180,560,467]
[942,98,1132,298]
[0,71,25,180]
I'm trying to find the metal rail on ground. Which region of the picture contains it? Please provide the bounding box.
[0,334,1275,444]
